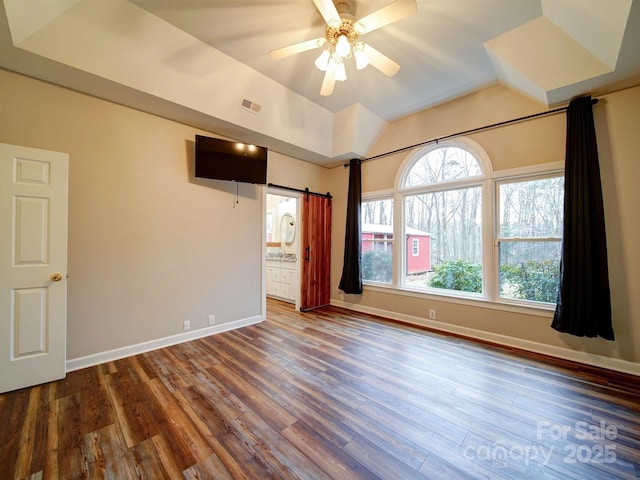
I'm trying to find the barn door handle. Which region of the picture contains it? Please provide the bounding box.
[306,245,310,263]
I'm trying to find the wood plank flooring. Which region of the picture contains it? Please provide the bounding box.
[1,298,639,479]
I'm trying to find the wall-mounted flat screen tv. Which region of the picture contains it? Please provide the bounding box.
[195,135,268,185]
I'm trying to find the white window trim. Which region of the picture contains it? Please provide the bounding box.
[359,138,564,315]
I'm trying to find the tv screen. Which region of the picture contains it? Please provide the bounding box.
[195,135,267,184]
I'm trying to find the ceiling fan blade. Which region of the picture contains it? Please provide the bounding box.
[269,38,326,60]
[320,63,337,96]
[312,0,341,28]
[354,0,417,35]
[363,44,400,77]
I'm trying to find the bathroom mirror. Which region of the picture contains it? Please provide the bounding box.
[280,213,295,245]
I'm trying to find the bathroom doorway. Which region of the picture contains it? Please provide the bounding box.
[265,190,300,309]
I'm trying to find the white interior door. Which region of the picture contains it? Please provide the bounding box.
[0,143,68,393]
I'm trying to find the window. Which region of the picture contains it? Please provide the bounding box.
[361,198,393,284]
[497,176,564,303]
[361,137,563,309]
[400,144,484,294]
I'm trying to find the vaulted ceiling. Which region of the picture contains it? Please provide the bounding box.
[2,0,640,166]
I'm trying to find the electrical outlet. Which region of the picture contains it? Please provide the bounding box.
[183,320,191,331]
[208,314,215,326]
[429,309,436,320]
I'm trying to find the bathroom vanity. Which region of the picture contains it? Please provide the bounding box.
[266,254,297,303]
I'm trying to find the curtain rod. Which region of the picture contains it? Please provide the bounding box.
[344,97,599,167]
[268,183,332,199]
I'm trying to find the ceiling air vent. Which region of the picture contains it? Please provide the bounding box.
[239,97,262,115]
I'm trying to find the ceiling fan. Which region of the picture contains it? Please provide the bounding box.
[269,0,417,96]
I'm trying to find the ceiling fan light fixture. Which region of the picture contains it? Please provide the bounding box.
[272,0,417,96]
[335,34,352,58]
[335,61,347,82]
[353,42,369,70]
[314,49,331,71]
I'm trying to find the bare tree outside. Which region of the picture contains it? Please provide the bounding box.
[362,198,392,227]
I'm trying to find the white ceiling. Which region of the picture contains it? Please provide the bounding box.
[2,0,640,166]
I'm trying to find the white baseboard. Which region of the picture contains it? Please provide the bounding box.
[66,315,263,372]
[331,300,640,378]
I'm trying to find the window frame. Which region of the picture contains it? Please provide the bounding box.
[493,172,564,306]
[397,139,490,298]
[360,194,395,286]
[360,137,564,315]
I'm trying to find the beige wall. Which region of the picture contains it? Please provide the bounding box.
[2,66,638,372]
[329,84,640,369]
[0,68,329,361]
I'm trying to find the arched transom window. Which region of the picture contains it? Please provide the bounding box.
[402,145,484,188]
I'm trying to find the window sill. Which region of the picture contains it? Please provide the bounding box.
[360,282,555,318]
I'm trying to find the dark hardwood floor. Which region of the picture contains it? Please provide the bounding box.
[1,298,639,479]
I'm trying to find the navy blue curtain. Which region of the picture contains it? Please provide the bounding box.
[339,159,363,294]
[551,96,614,340]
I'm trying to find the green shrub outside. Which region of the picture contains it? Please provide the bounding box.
[361,250,393,282]
[499,260,560,303]
[427,258,559,302]
[362,254,559,303]
[428,259,482,293]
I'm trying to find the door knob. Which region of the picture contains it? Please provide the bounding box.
[51,273,62,282]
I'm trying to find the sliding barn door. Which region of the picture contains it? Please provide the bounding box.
[301,194,331,311]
